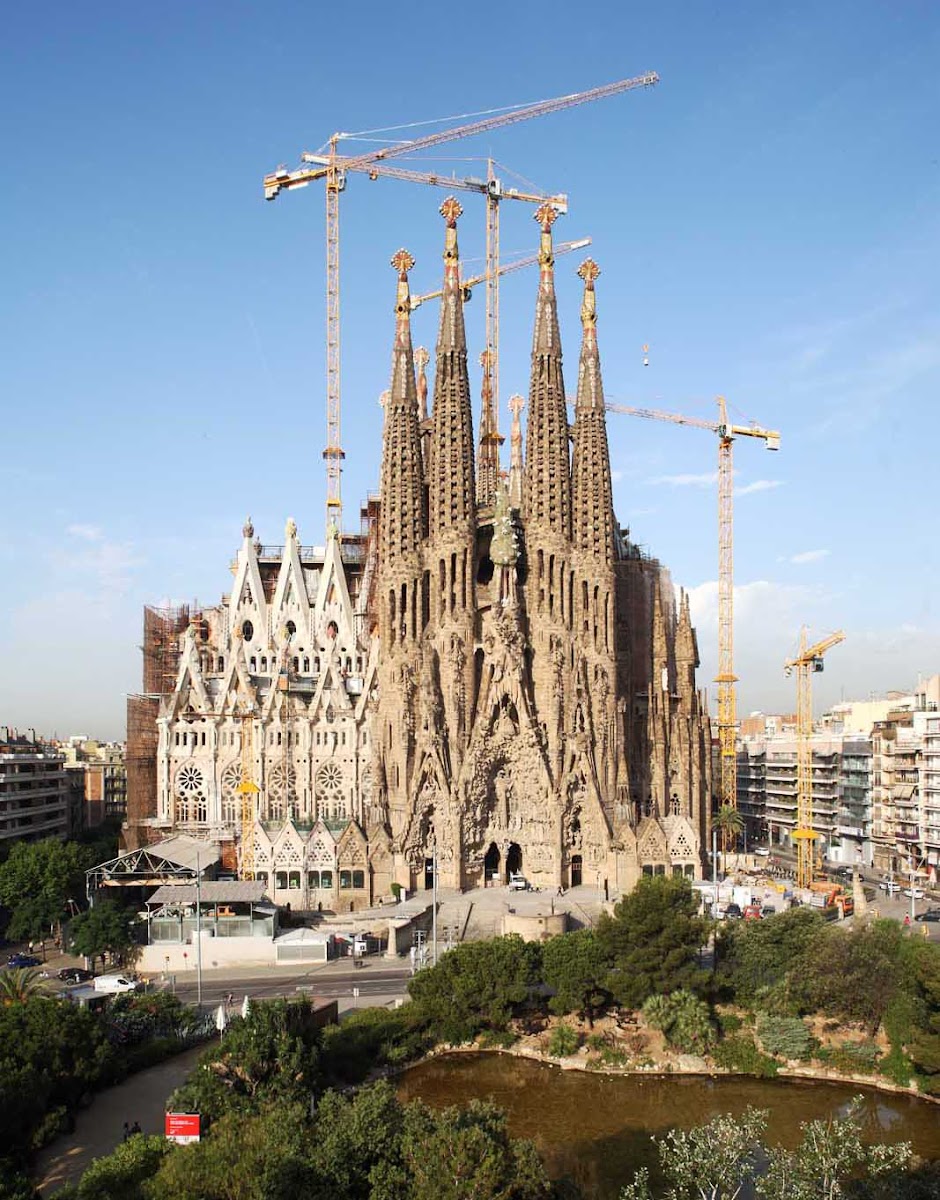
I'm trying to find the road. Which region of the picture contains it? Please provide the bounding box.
[166,958,413,1012]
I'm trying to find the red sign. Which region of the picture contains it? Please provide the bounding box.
[165,1112,200,1144]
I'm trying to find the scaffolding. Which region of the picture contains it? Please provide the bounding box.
[142,604,190,695]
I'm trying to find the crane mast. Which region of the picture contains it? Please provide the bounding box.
[605,398,781,816]
[785,628,845,889]
[264,71,659,536]
[237,703,259,881]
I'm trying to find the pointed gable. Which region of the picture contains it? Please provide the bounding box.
[229,520,267,638]
[271,518,312,641]
[313,527,355,646]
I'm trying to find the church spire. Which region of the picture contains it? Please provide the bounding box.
[508,393,525,509]
[476,349,503,507]
[524,202,571,537]
[379,249,426,563]
[429,197,476,538]
[571,258,615,567]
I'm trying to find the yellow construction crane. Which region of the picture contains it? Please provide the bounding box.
[785,628,845,888]
[263,72,659,534]
[409,237,591,311]
[604,398,781,814]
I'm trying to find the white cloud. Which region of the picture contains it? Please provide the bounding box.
[611,468,623,483]
[67,523,104,542]
[646,471,718,487]
[787,548,830,565]
[737,479,783,497]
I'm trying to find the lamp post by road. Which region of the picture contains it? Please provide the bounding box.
[431,839,439,967]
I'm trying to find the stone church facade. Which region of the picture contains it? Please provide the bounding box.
[142,199,711,910]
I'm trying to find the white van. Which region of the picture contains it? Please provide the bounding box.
[508,874,529,892]
[93,974,142,994]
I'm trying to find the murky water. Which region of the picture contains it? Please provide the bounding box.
[397,1053,940,1199]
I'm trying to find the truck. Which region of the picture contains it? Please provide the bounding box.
[93,974,142,994]
[808,884,854,920]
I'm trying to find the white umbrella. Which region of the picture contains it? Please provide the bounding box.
[215,1003,228,1037]
[241,994,251,1020]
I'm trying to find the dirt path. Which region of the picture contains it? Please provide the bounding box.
[34,1044,206,1195]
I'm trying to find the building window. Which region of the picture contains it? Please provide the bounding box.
[320,870,333,889]
[288,871,300,889]
[286,620,297,637]
[340,870,352,889]
[307,871,320,890]
[242,620,254,640]
[276,871,288,889]
[352,870,365,890]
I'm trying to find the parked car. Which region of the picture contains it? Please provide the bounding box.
[722,902,743,921]
[917,908,940,923]
[760,903,777,917]
[57,967,94,983]
[743,904,763,921]
[903,887,926,900]
[879,880,902,894]
[753,847,771,857]
[7,954,41,969]
[508,874,529,892]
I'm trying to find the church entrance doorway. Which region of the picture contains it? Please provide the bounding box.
[571,854,583,888]
[506,842,522,881]
[484,842,501,887]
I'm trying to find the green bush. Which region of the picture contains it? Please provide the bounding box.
[642,990,715,1055]
[716,1011,742,1035]
[755,1013,812,1060]
[817,1041,881,1075]
[881,1043,914,1087]
[547,1022,580,1057]
[477,1028,518,1050]
[320,1004,432,1085]
[712,1034,778,1077]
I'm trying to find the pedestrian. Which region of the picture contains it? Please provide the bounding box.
[904,914,911,929]
[28,941,33,955]
[122,1122,130,1142]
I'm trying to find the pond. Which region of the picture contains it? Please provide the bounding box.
[396,1053,940,1199]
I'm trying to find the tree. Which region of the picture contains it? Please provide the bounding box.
[169,998,322,1121]
[716,907,823,1010]
[68,900,140,970]
[401,1097,554,1200]
[0,968,52,1006]
[714,805,744,857]
[796,922,902,1035]
[68,1134,168,1200]
[596,876,709,1009]
[0,838,89,940]
[621,1106,767,1200]
[408,935,542,1042]
[542,929,611,1027]
[757,1097,912,1200]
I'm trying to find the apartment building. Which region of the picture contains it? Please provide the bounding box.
[0,727,69,845]
[62,737,127,829]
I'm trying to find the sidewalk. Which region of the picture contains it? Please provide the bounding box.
[34,1043,205,1196]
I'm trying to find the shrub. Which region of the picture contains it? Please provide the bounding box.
[547,1022,580,1057]
[642,990,715,1055]
[755,1013,812,1060]
[817,1042,881,1076]
[320,1004,432,1085]
[712,1034,778,1078]
[716,1011,742,1035]
[478,1028,517,1050]
[881,1043,913,1087]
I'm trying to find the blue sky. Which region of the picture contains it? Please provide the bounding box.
[1,1,938,738]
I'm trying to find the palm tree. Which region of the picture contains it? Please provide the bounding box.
[0,966,52,1005]
[714,804,744,861]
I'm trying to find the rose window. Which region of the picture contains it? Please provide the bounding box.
[267,762,297,800]
[175,763,205,797]
[316,762,347,820]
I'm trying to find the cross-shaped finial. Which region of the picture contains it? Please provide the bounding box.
[390,248,415,275]
[440,196,463,226]
[508,393,525,419]
[378,390,390,409]
[415,346,430,370]
[534,202,559,231]
[577,258,601,284]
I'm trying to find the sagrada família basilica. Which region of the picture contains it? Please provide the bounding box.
[127,200,712,911]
